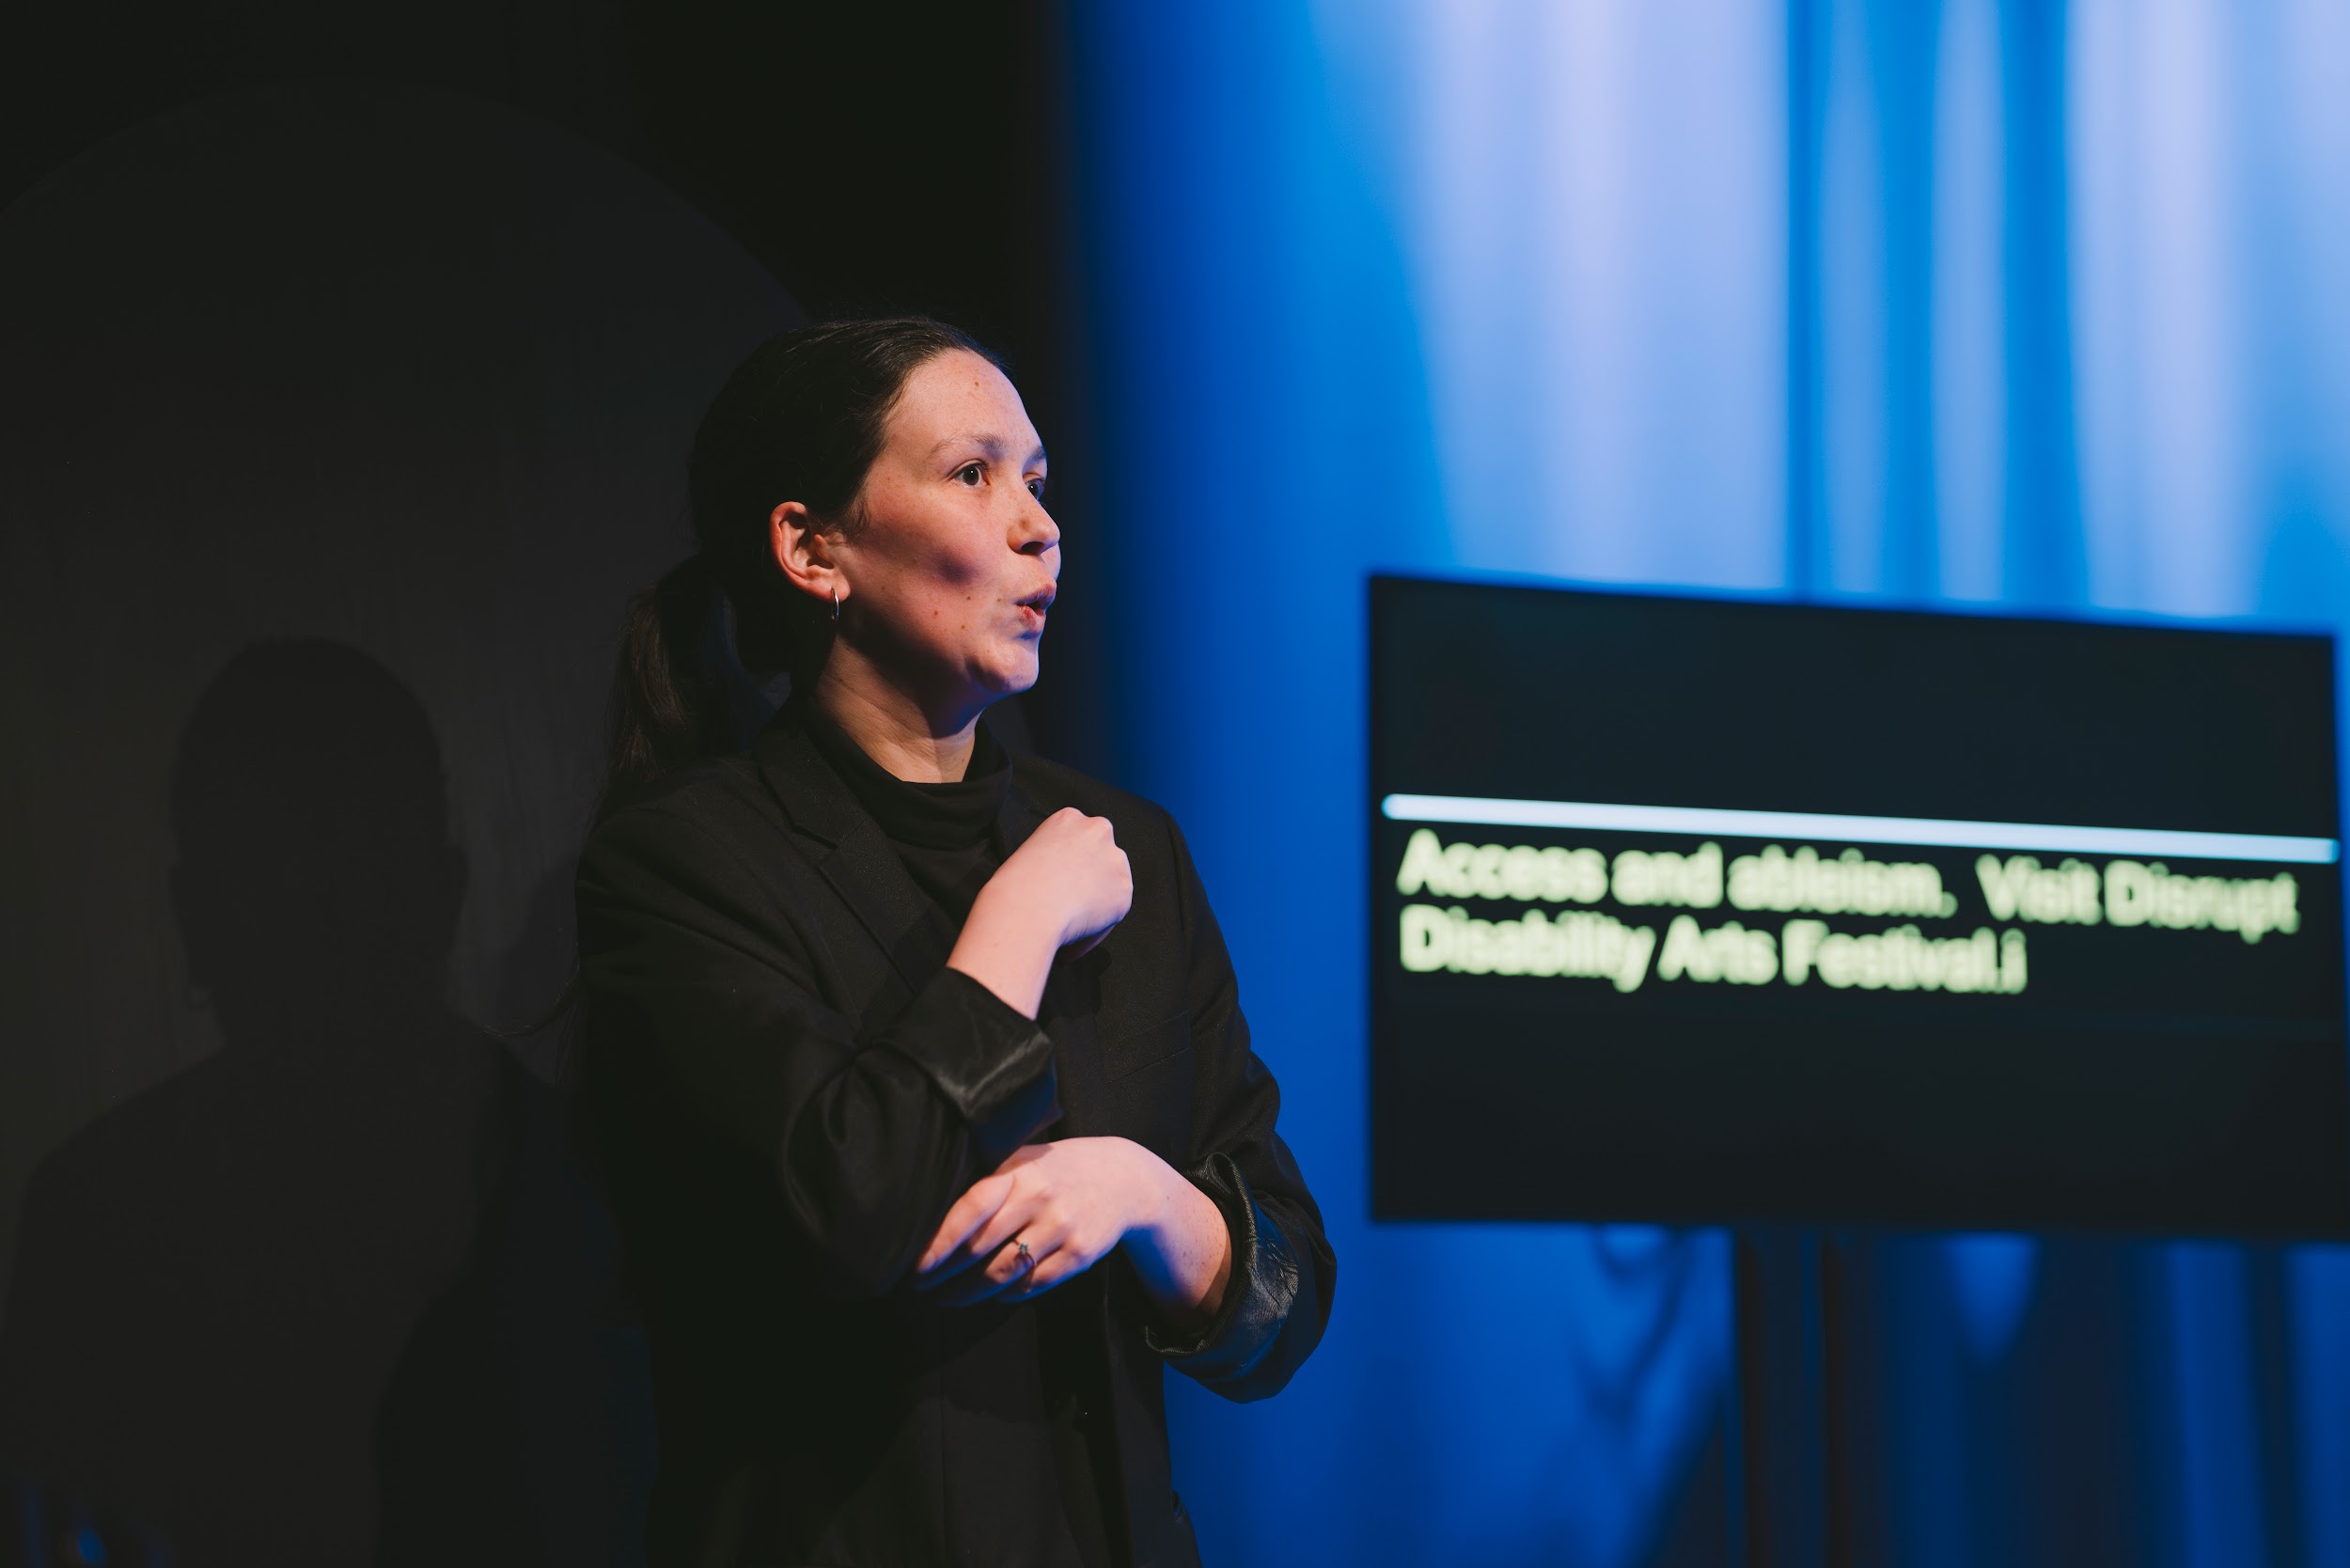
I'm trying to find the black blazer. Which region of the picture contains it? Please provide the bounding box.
[574,705,1334,1568]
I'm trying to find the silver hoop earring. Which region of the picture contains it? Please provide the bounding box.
[830,590,840,622]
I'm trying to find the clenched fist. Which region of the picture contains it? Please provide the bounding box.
[948,808,1132,1017]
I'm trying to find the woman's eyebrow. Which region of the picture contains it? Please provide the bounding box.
[928,432,1050,467]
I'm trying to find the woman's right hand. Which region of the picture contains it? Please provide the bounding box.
[948,808,1133,1018]
[997,807,1135,952]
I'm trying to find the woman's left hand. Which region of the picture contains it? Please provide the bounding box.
[912,1137,1230,1319]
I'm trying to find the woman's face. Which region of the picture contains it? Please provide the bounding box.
[819,350,1058,721]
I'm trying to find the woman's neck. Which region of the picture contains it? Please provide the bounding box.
[812,653,979,783]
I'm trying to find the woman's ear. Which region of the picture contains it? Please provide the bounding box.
[770,499,847,609]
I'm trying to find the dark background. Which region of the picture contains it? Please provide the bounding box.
[1371,576,2350,1232]
[0,0,1106,761]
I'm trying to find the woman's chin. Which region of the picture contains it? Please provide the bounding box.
[974,648,1042,699]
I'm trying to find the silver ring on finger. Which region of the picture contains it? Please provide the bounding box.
[1012,1236,1033,1270]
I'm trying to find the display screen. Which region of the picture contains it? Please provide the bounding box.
[1369,575,2350,1233]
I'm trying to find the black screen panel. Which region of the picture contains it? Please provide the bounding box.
[1370,575,2350,1234]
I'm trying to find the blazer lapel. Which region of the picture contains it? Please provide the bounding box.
[752,715,950,1000]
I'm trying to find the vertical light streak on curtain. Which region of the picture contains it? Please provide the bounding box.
[1539,0,1643,584]
[1993,0,2086,608]
[1391,0,1550,578]
[1402,0,1784,589]
[2160,1246,2276,1568]
[1815,0,1942,599]
[1818,0,1887,594]
[2062,0,2138,609]
[2069,0,2249,617]
[1943,1236,2035,1364]
[2248,0,2350,625]
[1535,2,1785,589]
[2287,1249,2350,1566]
[1931,0,2005,600]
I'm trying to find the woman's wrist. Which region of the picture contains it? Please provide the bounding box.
[1120,1147,1234,1329]
[946,883,1062,1019]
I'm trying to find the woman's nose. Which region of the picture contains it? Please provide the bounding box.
[1015,498,1060,555]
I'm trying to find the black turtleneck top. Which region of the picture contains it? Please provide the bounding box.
[798,699,1119,1568]
[800,701,1010,929]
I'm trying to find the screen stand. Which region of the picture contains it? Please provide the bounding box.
[1731,1227,1850,1567]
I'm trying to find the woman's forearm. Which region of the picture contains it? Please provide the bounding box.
[1122,1159,1234,1329]
[946,882,1060,1018]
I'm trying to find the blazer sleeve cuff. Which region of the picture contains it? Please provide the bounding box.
[877,966,1062,1163]
[1141,1152,1303,1388]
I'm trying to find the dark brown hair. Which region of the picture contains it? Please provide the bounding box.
[601,316,999,816]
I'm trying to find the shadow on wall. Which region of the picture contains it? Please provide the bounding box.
[0,78,807,1564]
[0,643,640,1567]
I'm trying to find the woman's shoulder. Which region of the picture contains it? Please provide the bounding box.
[574,755,827,946]
[582,755,785,869]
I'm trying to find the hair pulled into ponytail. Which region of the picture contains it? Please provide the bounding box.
[599,316,1000,818]
[603,555,733,809]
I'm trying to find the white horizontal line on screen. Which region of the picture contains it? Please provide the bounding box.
[1377,793,2341,866]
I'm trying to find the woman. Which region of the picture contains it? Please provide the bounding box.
[575,317,1334,1568]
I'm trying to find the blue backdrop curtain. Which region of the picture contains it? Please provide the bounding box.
[1066,1,2350,1563]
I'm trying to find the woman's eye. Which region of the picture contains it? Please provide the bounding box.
[956,463,983,486]
[1026,478,1046,501]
